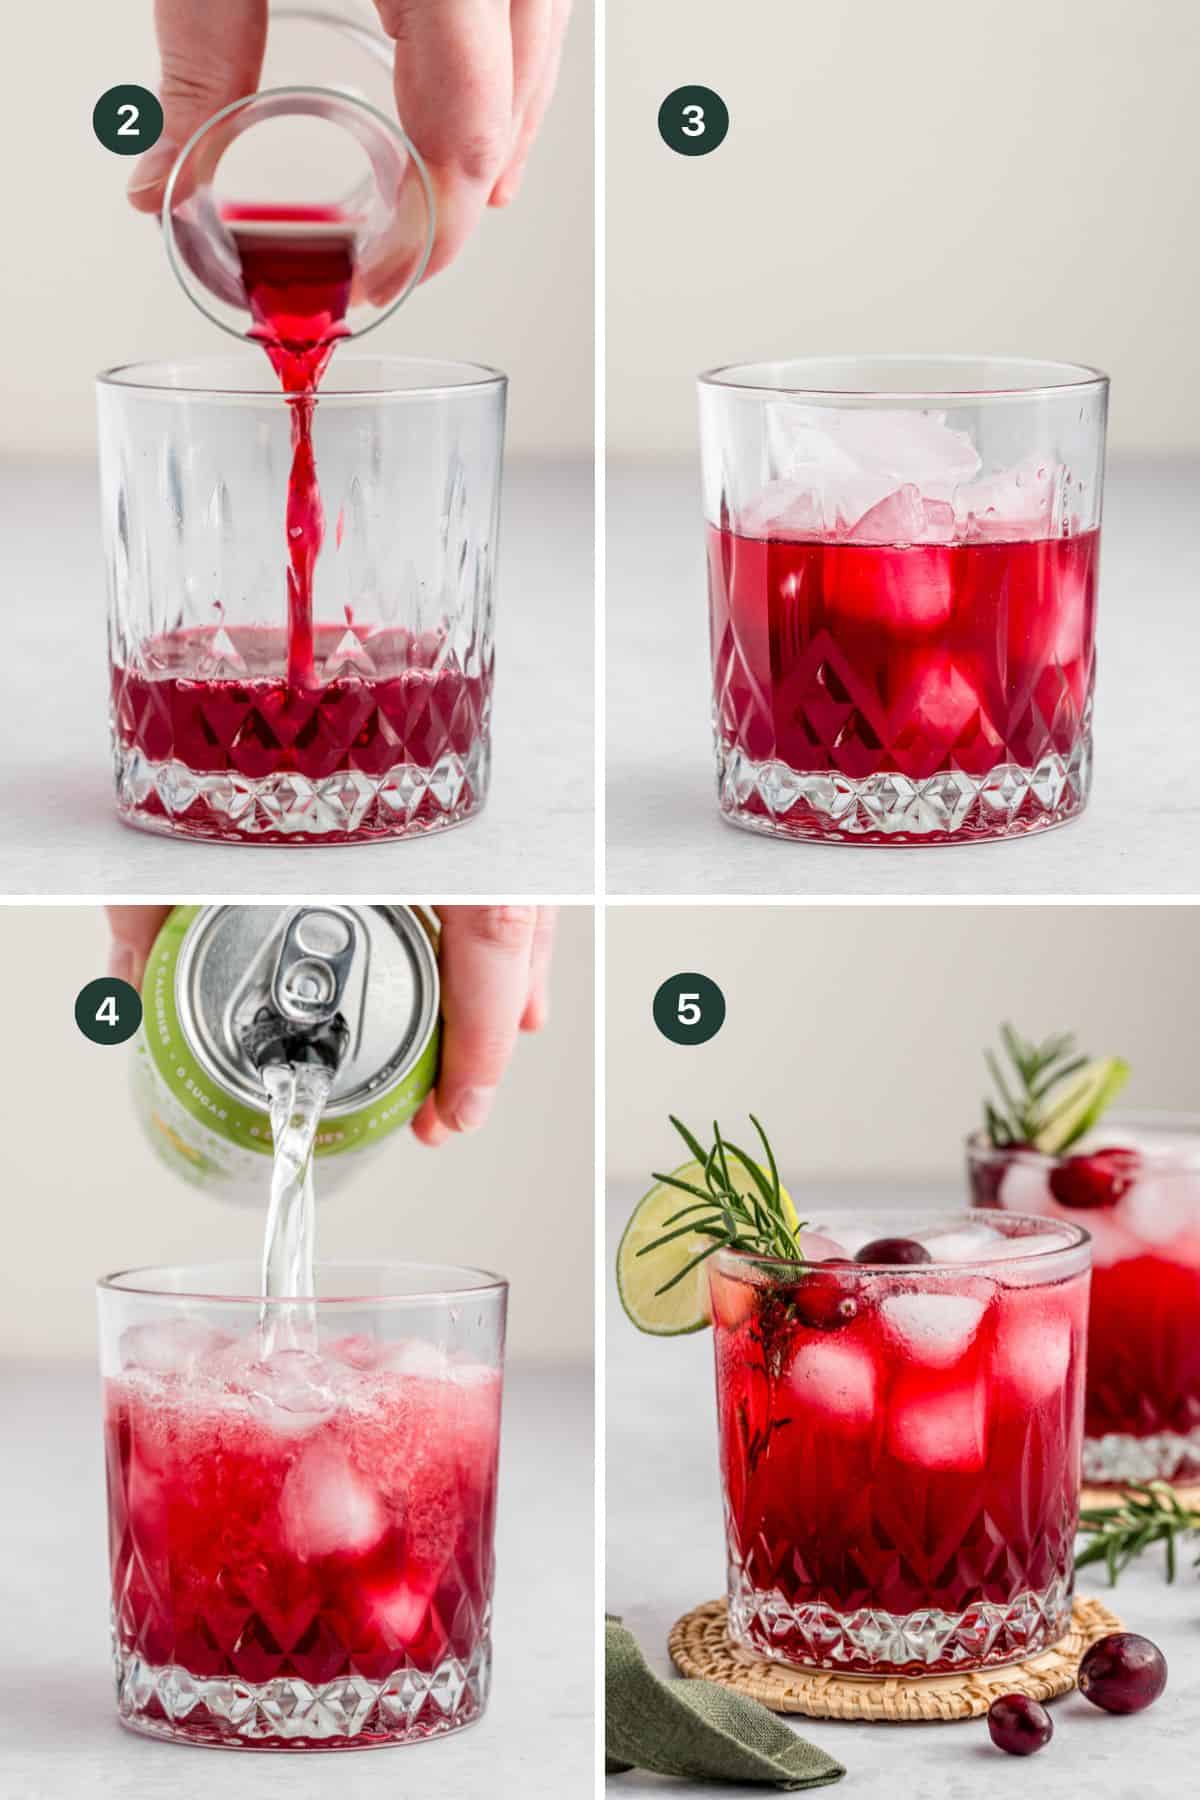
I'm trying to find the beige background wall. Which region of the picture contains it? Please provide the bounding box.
[0,905,593,1362]
[608,0,1200,456]
[0,1,592,456]
[607,905,1200,1182]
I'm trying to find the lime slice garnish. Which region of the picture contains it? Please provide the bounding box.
[616,1159,798,1336]
[1033,1057,1130,1154]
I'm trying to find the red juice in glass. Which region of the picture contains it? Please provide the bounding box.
[107,203,497,842]
[104,1327,502,1748]
[970,1117,1200,1483]
[708,523,1098,834]
[709,1214,1090,1674]
[698,358,1109,843]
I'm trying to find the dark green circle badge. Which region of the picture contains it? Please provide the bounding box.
[653,974,726,1046]
[93,85,164,156]
[658,86,729,157]
[75,978,143,1045]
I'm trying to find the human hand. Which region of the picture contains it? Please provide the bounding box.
[128,0,571,281]
[412,905,558,1146]
[107,905,173,991]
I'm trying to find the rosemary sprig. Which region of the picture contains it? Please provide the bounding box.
[983,1023,1089,1148]
[638,1114,804,1297]
[1077,1482,1200,1586]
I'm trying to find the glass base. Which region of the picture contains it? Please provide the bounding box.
[113,745,488,845]
[113,1644,490,1751]
[714,739,1090,845]
[1084,1426,1200,1485]
[727,1568,1073,1676]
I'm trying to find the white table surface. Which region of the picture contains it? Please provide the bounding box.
[606,454,1200,897]
[0,1357,593,1800]
[606,1180,1197,1799]
[0,454,594,898]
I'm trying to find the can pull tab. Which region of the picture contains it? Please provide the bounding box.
[272,907,358,1028]
[238,908,358,1077]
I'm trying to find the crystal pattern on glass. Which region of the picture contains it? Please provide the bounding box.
[698,359,1108,845]
[104,1330,501,1749]
[710,1217,1090,1674]
[99,358,503,844]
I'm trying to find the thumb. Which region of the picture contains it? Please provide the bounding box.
[127,0,269,214]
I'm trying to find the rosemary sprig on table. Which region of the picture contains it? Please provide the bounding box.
[984,1024,1089,1147]
[638,1115,804,1297]
[1077,1482,1200,1586]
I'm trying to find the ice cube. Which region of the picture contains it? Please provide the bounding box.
[993,1305,1072,1407]
[997,1160,1055,1214]
[893,658,988,750]
[880,1292,989,1366]
[120,1320,233,1376]
[375,1339,451,1380]
[798,1230,848,1262]
[834,410,982,488]
[847,485,957,547]
[761,404,982,540]
[886,1368,987,1472]
[280,1440,387,1559]
[371,1578,432,1645]
[241,1348,340,1429]
[787,1337,877,1431]
[919,1225,1008,1264]
[1123,1175,1200,1248]
[959,456,1060,542]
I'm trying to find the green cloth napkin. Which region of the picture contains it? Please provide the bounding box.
[606,1618,846,1789]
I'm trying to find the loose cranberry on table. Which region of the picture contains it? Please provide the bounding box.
[987,1693,1053,1755]
[1049,1148,1140,1210]
[1077,1632,1168,1714]
[854,1236,932,1265]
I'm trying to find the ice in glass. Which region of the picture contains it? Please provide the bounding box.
[99,1266,505,1750]
[709,1215,1090,1674]
[699,357,1108,843]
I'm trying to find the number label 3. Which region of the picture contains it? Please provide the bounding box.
[658,86,730,157]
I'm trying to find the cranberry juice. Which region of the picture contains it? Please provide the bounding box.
[112,623,488,839]
[105,1334,501,1748]
[708,524,1098,840]
[974,1127,1200,1481]
[710,1223,1089,1674]
[222,203,357,690]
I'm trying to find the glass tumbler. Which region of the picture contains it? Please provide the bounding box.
[98,356,505,844]
[98,1261,506,1750]
[699,356,1108,844]
[709,1213,1090,1674]
[970,1114,1200,1483]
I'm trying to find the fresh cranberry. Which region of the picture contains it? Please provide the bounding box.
[854,1236,932,1265]
[1049,1148,1140,1211]
[987,1693,1053,1755]
[792,1259,859,1332]
[1077,1632,1167,1713]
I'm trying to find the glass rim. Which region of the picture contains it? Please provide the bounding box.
[711,1209,1090,1275]
[97,1258,508,1307]
[95,353,507,401]
[697,352,1110,402]
[967,1109,1200,1166]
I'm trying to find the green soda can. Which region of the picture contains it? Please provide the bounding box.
[132,904,440,1202]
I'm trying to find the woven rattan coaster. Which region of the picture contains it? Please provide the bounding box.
[668,1596,1124,1723]
[1081,1480,1200,1511]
